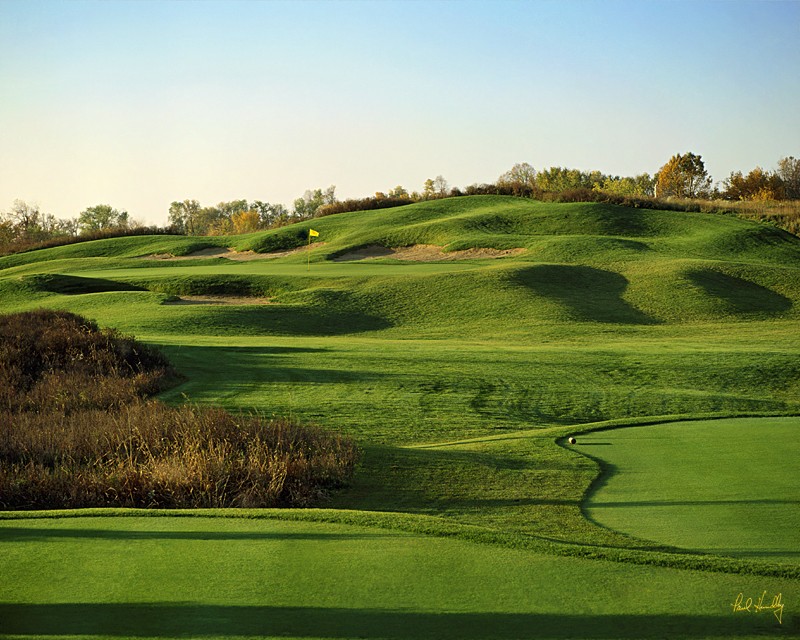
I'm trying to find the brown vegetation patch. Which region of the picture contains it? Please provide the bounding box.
[0,309,358,509]
[0,402,358,509]
[333,244,526,262]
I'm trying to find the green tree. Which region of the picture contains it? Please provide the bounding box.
[655,153,712,199]
[723,167,784,201]
[422,178,436,200]
[78,204,129,233]
[497,162,537,189]
[252,201,289,227]
[595,174,655,197]
[168,200,201,235]
[5,199,43,236]
[535,167,604,192]
[293,186,336,219]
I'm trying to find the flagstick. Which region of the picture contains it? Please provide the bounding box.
[307,232,311,271]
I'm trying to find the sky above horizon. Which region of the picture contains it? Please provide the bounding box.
[1,0,798,226]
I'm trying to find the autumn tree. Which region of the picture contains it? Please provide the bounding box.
[655,153,712,199]
[723,167,783,201]
[231,210,261,234]
[0,219,15,247]
[388,185,410,199]
[777,156,800,199]
[421,176,449,200]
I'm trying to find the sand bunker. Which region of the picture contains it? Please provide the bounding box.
[146,243,325,261]
[333,244,526,262]
[161,295,273,305]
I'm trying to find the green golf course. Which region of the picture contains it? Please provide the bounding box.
[1,196,798,638]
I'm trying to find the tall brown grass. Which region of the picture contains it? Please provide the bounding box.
[0,310,358,509]
[673,199,800,236]
[0,402,358,509]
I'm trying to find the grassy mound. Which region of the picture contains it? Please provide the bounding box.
[1,197,799,543]
[0,310,357,509]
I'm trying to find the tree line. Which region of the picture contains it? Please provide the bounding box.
[2,153,798,253]
[493,154,799,201]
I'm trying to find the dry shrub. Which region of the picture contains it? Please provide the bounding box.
[0,309,173,412]
[0,310,358,510]
[0,402,358,509]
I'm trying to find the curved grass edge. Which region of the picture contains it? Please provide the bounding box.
[562,410,800,574]
[566,410,800,513]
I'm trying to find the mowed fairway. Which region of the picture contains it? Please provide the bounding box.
[0,514,796,639]
[2,196,800,638]
[583,417,800,563]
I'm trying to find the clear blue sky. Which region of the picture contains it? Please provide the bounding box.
[1,0,798,225]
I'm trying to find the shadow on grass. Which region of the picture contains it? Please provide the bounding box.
[29,274,146,295]
[686,270,792,315]
[330,444,581,515]
[513,265,658,325]
[158,344,397,386]
[0,529,400,543]
[0,603,784,638]
[149,305,391,337]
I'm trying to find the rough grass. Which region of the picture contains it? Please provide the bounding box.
[0,402,358,510]
[0,310,357,509]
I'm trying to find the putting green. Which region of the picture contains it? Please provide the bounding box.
[0,514,795,639]
[582,417,800,563]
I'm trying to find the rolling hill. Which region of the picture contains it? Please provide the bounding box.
[1,195,799,638]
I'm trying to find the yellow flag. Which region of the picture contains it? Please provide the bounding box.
[309,229,319,237]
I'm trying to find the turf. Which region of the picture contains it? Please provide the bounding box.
[0,515,796,639]
[582,417,800,563]
[2,195,800,638]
